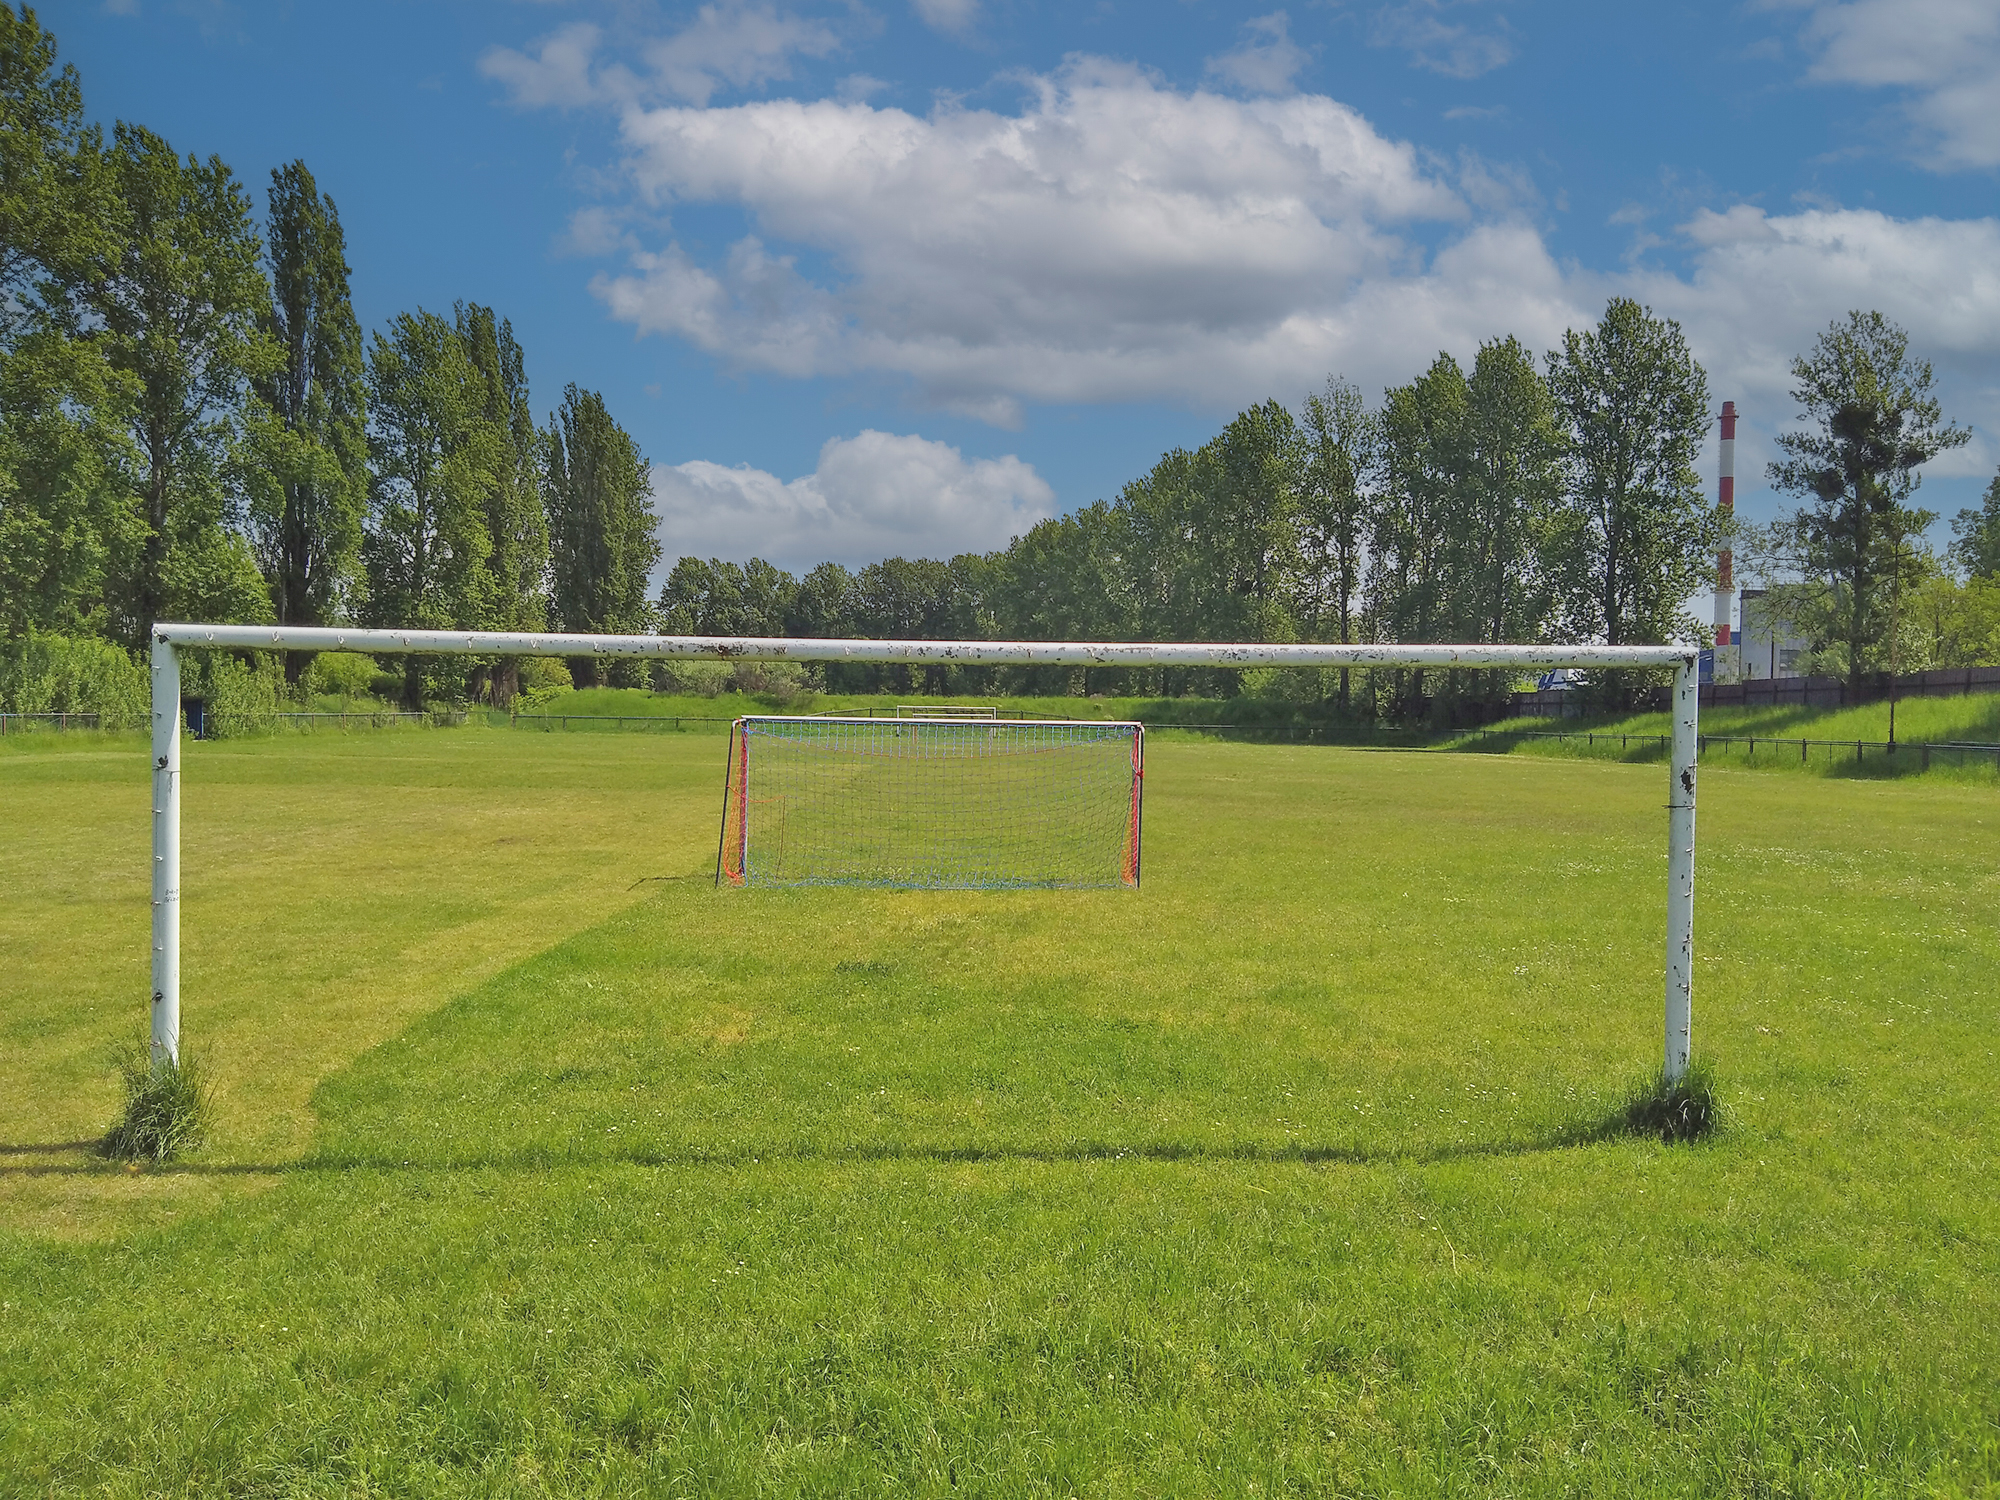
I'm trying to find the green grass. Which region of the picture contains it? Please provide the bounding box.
[2,730,1997,1493]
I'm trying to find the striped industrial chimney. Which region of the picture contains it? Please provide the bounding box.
[1713,401,1736,664]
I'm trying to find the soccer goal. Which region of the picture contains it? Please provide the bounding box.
[717,715,1143,890]
[143,626,1700,1083]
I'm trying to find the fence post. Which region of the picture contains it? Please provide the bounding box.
[149,635,182,1066]
[1664,655,1697,1085]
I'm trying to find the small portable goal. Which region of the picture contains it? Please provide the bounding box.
[717,715,1144,890]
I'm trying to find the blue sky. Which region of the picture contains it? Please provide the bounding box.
[45,0,2000,576]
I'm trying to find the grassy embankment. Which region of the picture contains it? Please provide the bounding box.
[2,725,1996,1492]
[1466,692,2000,783]
[515,683,2000,782]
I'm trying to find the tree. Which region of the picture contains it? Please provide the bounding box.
[785,561,855,638]
[246,160,366,682]
[362,309,500,706]
[1206,400,1303,643]
[1460,337,1565,645]
[544,384,657,686]
[1298,376,1374,707]
[0,4,105,348]
[0,5,138,639]
[1766,311,1969,692]
[1545,298,1713,654]
[456,302,548,705]
[1369,353,1467,715]
[658,556,794,637]
[90,123,279,644]
[1950,472,2000,580]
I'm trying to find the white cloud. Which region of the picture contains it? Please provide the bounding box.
[1370,1,1515,80]
[1791,0,2000,169]
[645,3,840,107]
[559,205,634,257]
[912,0,979,37]
[481,22,605,109]
[650,430,1055,569]
[501,46,2000,501]
[481,3,840,110]
[1620,204,2000,479]
[1206,12,1311,95]
[594,58,1489,415]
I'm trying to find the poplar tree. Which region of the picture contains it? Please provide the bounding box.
[544,385,657,686]
[1371,355,1466,635]
[1208,400,1303,642]
[1768,311,1969,691]
[1368,354,1469,717]
[91,123,279,643]
[248,160,366,681]
[1545,298,1712,651]
[456,302,548,704]
[362,309,499,706]
[1461,336,1565,645]
[1298,376,1374,706]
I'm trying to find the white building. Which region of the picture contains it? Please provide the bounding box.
[1736,588,1812,680]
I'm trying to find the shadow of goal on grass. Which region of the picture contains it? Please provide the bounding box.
[5,1065,1725,1178]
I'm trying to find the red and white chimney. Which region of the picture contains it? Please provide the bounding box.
[1713,401,1736,654]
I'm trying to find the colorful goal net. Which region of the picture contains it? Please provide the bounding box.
[718,716,1144,890]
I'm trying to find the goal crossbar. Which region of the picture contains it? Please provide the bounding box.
[144,623,1699,1083]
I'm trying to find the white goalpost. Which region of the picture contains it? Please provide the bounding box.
[146,624,1700,1081]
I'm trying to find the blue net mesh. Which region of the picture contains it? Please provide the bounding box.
[719,717,1142,890]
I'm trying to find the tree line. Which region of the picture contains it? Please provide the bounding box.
[662,304,1994,712]
[0,7,658,707]
[665,299,1721,715]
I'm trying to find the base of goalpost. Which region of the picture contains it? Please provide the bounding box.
[144,625,1697,1086]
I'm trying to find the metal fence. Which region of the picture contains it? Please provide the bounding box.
[1127,719,2000,770]
[1,708,467,737]
[511,712,736,732]
[263,710,467,731]
[509,706,1087,731]
[1469,725,2000,771]
[1515,664,2000,718]
[0,711,108,734]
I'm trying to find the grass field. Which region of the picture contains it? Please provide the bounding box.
[2,725,1997,1494]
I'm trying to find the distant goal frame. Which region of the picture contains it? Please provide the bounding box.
[145,625,1701,1082]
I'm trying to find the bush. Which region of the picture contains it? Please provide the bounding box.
[301,651,380,699]
[650,659,819,702]
[651,660,734,697]
[518,656,573,693]
[0,632,149,726]
[100,1046,214,1162]
[192,651,285,738]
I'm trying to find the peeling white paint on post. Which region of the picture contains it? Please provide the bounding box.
[1664,656,1698,1082]
[145,624,1701,1079]
[150,635,181,1066]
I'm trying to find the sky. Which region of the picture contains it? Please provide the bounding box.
[42,0,2000,582]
